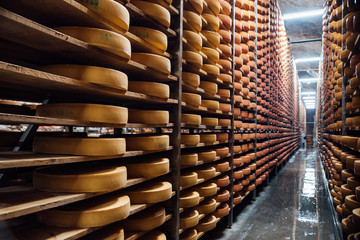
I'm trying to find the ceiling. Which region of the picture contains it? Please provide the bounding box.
[278,0,324,93]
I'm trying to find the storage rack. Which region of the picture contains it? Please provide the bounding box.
[0,0,300,239]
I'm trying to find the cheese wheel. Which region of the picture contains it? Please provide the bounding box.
[182,134,200,145]
[132,53,171,74]
[181,153,199,166]
[129,26,167,51]
[201,100,219,110]
[200,81,218,94]
[184,11,202,32]
[80,224,124,240]
[219,103,231,112]
[218,89,230,98]
[219,44,231,57]
[131,1,170,27]
[138,230,167,240]
[218,59,231,71]
[77,0,129,31]
[55,27,131,59]
[194,182,217,197]
[183,51,203,68]
[181,172,198,188]
[36,103,128,124]
[126,181,172,203]
[37,194,130,227]
[123,205,165,231]
[128,81,169,98]
[194,198,217,214]
[220,73,232,83]
[40,65,127,90]
[180,190,200,208]
[180,229,198,240]
[220,0,231,15]
[182,114,201,125]
[186,0,203,14]
[202,14,220,31]
[128,110,169,124]
[202,47,220,63]
[125,158,169,178]
[202,30,221,47]
[184,30,202,51]
[215,190,230,203]
[126,135,169,151]
[198,150,217,162]
[196,215,217,232]
[200,134,217,143]
[183,72,201,87]
[217,133,228,142]
[182,93,202,106]
[216,147,229,157]
[202,64,220,77]
[33,137,126,156]
[196,166,216,179]
[219,14,232,30]
[180,210,199,229]
[218,119,231,126]
[201,117,218,126]
[204,0,221,15]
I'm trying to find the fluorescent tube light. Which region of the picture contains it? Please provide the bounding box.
[299,78,318,83]
[304,100,315,103]
[301,92,316,95]
[302,96,316,99]
[295,57,321,63]
[305,106,316,109]
[283,9,323,20]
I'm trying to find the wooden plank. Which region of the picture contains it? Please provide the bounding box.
[0,8,177,82]
[0,61,177,105]
[0,147,174,169]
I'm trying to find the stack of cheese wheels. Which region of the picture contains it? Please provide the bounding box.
[37,193,131,227]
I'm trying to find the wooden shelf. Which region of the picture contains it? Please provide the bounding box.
[181,141,229,149]
[0,147,174,169]
[0,8,177,82]
[0,62,177,104]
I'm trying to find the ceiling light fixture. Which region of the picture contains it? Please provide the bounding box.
[283,9,323,20]
[304,100,315,103]
[299,78,318,83]
[295,57,321,63]
[305,106,316,109]
[302,96,316,99]
[301,91,316,95]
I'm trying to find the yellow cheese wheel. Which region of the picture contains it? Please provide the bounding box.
[40,64,127,91]
[33,137,126,156]
[183,51,203,68]
[181,172,199,188]
[182,134,201,145]
[80,224,124,240]
[180,229,198,240]
[184,30,202,51]
[218,89,230,98]
[194,198,217,214]
[200,81,218,94]
[128,81,169,98]
[198,150,217,162]
[202,47,220,63]
[126,181,172,203]
[196,215,217,232]
[184,11,202,32]
[77,0,129,31]
[125,158,169,178]
[201,117,218,126]
[131,1,171,27]
[196,166,216,180]
[182,114,202,125]
[180,190,200,208]
[123,205,165,231]
[202,64,220,78]
[202,14,220,31]
[138,230,167,240]
[201,100,219,110]
[129,26,167,51]
[202,30,220,47]
[186,0,203,14]
[194,182,217,197]
[204,0,221,15]
[34,164,127,192]
[37,194,130,227]
[132,53,171,74]
[182,93,202,106]
[180,210,199,229]
[126,135,169,151]
[36,103,128,124]
[200,134,217,143]
[128,109,169,124]
[55,27,131,59]
[181,153,199,166]
[216,133,228,142]
[183,72,201,87]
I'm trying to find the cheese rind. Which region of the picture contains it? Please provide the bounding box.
[131,1,171,27]
[196,215,217,232]
[36,103,128,124]
[184,11,202,32]
[125,158,169,178]
[201,117,219,126]
[128,81,169,98]
[200,81,218,94]
[200,134,217,143]
[129,26,167,51]
[198,151,217,162]
[126,135,169,151]
[182,134,201,145]
[201,100,219,110]
[55,27,131,59]
[181,153,199,166]
[180,210,199,229]
[180,190,200,208]
[182,114,202,125]
[182,93,202,106]
[184,30,202,51]
[131,53,171,74]
[128,110,169,124]
[33,137,126,156]
[183,51,203,68]
[123,205,165,231]
[183,72,201,87]
[138,230,167,240]
[125,181,172,203]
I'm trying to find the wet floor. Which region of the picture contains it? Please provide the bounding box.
[204,148,339,240]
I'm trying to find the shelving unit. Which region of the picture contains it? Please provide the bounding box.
[0,0,300,239]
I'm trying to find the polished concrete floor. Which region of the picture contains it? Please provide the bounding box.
[204,148,339,240]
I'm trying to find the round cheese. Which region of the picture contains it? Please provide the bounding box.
[33,137,126,156]
[40,64,128,90]
[218,119,230,126]
[131,1,170,27]
[123,205,165,231]
[184,30,202,51]
[180,210,199,229]
[182,114,201,125]
[202,30,221,47]
[196,215,217,232]
[201,100,219,110]
[180,190,200,208]
[196,166,216,180]
[181,153,199,166]
[216,133,228,142]
[218,89,230,98]
[126,181,172,203]
[184,11,202,32]
[181,134,200,145]
[125,158,169,178]
[215,190,230,203]
[200,81,218,94]
[194,198,217,214]
[128,81,169,98]
[37,194,130,227]
[138,230,167,240]
[202,14,220,31]
[194,182,217,197]
[55,27,131,59]
[129,26,167,51]
[181,172,198,188]
[182,93,202,106]
[183,51,203,68]
[202,47,220,63]
[200,134,217,143]
[180,229,198,240]
[218,59,231,71]
[183,72,201,87]
[36,103,128,124]
[126,135,169,151]
[204,0,221,15]
[201,117,218,126]
[128,109,169,124]
[202,64,220,78]
[216,147,229,157]
[199,151,217,162]
[131,53,171,74]
[214,203,229,218]
[219,14,231,30]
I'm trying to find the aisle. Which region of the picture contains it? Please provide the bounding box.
[204,148,337,240]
